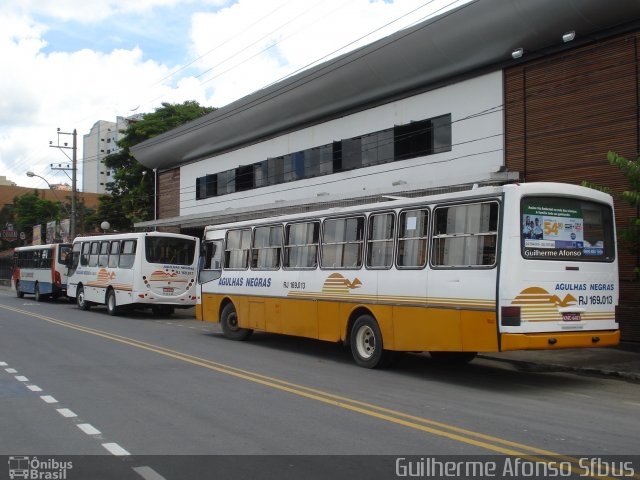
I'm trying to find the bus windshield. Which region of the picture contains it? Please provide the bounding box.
[521,196,615,262]
[145,237,196,266]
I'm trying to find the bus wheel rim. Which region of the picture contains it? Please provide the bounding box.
[355,325,375,359]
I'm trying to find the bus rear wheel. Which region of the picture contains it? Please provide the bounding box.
[350,314,394,369]
[220,303,252,341]
[15,281,24,298]
[77,286,91,311]
[106,290,119,316]
[34,283,44,302]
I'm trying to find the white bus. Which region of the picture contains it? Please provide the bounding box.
[12,243,72,301]
[196,182,619,368]
[67,232,199,315]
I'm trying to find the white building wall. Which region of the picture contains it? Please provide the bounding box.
[180,70,504,217]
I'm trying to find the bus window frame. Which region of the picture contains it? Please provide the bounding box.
[320,214,365,270]
[430,200,500,270]
[283,220,320,271]
[396,208,430,270]
[365,211,396,270]
[224,228,251,271]
[251,224,283,271]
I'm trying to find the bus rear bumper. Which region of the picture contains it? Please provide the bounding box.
[500,330,620,351]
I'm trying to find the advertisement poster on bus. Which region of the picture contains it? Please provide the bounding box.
[521,204,588,259]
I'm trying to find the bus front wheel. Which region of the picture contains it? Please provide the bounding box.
[77,286,91,311]
[350,314,394,369]
[220,303,252,341]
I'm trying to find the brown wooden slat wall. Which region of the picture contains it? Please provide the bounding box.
[158,168,180,220]
[505,32,640,341]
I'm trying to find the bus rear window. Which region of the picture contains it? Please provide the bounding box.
[521,197,615,262]
[145,237,196,266]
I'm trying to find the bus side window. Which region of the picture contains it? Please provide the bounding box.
[89,242,100,267]
[284,221,319,269]
[252,225,282,270]
[431,202,498,267]
[321,216,364,269]
[80,242,90,266]
[366,212,395,269]
[225,229,251,269]
[98,241,110,267]
[397,209,429,269]
[108,241,120,268]
[119,240,136,269]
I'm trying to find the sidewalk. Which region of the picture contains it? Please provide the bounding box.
[480,343,640,382]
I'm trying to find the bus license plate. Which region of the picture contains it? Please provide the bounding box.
[163,287,174,295]
[562,312,581,322]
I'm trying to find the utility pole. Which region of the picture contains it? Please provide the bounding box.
[50,128,78,238]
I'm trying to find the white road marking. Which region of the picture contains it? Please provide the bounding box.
[57,408,78,418]
[27,385,43,392]
[102,443,130,456]
[133,466,167,480]
[5,368,17,373]
[0,362,7,366]
[15,376,28,382]
[40,395,58,404]
[77,423,101,435]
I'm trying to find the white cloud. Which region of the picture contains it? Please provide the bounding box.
[1,0,469,189]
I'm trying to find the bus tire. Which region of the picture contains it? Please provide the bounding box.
[16,282,24,298]
[220,303,252,341]
[77,286,91,311]
[350,314,393,369]
[106,289,119,316]
[430,351,477,364]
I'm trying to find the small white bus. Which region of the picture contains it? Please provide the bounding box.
[196,182,619,368]
[12,243,72,301]
[66,232,199,315]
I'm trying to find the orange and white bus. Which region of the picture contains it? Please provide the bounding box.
[66,232,199,315]
[12,243,72,301]
[196,182,619,368]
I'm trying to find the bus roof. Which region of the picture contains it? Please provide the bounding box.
[71,231,199,244]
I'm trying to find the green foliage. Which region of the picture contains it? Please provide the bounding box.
[100,101,215,230]
[10,192,61,244]
[583,151,640,274]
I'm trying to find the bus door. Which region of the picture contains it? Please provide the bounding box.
[197,237,223,321]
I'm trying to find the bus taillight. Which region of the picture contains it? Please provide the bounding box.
[54,270,62,286]
[501,306,521,326]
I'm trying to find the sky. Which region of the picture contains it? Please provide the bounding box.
[0,0,469,190]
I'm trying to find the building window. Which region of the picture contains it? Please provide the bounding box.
[194,113,451,200]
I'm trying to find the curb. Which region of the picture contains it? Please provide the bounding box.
[478,354,640,383]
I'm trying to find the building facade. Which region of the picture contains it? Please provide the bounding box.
[131,0,640,340]
[82,116,131,194]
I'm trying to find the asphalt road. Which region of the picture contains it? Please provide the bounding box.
[1,289,638,479]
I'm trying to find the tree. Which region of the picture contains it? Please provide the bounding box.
[12,192,62,244]
[583,151,640,274]
[100,101,215,230]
